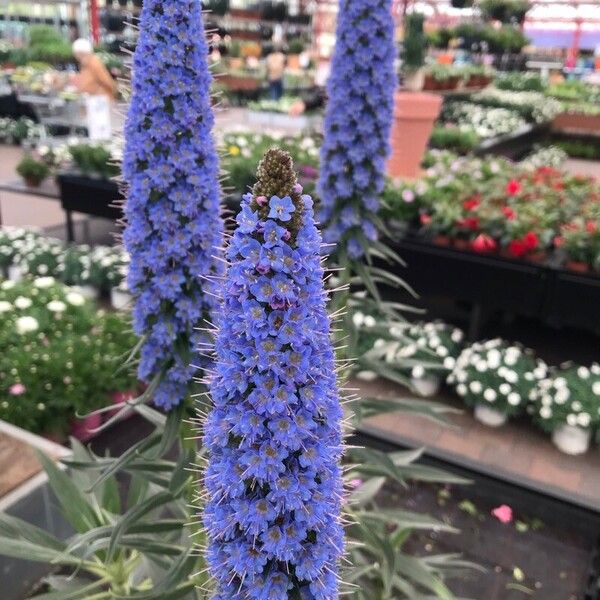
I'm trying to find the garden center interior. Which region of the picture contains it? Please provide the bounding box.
[0,0,600,599]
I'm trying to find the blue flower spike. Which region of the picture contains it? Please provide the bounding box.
[203,149,345,599]
[122,0,224,409]
[317,0,397,259]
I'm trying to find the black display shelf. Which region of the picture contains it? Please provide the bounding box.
[388,234,600,338]
[57,173,123,242]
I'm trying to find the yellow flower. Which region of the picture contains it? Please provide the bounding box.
[228,145,240,156]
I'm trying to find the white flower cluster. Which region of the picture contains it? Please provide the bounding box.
[448,339,547,415]
[520,145,568,171]
[530,363,600,432]
[442,101,528,139]
[472,88,563,124]
[359,318,464,380]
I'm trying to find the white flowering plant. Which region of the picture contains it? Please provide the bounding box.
[356,315,465,383]
[529,363,600,433]
[0,277,137,436]
[57,244,129,290]
[448,339,548,417]
[0,227,41,272]
[10,235,63,278]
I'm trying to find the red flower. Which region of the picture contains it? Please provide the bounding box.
[554,235,564,248]
[508,239,527,257]
[586,220,597,233]
[506,179,522,196]
[420,213,432,225]
[463,196,481,211]
[501,206,516,220]
[457,216,480,231]
[523,231,539,250]
[472,234,497,253]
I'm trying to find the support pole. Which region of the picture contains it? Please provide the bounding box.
[89,0,100,44]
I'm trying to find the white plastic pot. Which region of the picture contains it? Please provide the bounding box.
[110,287,131,310]
[356,370,378,382]
[410,375,441,398]
[474,403,507,427]
[7,264,23,282]
[552,424,590,456]
[73,285,99,301]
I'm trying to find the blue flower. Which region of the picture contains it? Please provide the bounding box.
[317,0,396,259]
[268,195,296,221]
[204,150,343,599]
[122,0,223,409]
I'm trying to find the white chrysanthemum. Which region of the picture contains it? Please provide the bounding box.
[499,383,511,395]
[412,365,425,379]
[456,369,468,383]
[34,276,55,288]
[504,353,518,366]
[16,315,39,334]
[554,377,567,389]
[373,338,386,349]
[533,365,547,379]
[475,361,488,373]
[436,346,448,357]
[47,300,67,313]
[65,292,85,306]
[566,413,577,426]
[483,388,497,402]
[456,383,467,396]
[487,350,501,369]
[451,329,463,343]
[591,364,600,375]
[554,387,570,404]
[1,280,15,290]
[504,370,518,384]
[443,357,455,370]
[398,344,416,358]
[14,296,32,309]
[469,381,483,394]
[540,406,552,419]
[577,412,591,427]
[0,300,12,313]
[363,315,376,328]
[577,366,590,379]
[507,392,521,406]
[352,312,364,327]
[572,400,582,412]
[592,381,600,396]
[541,395,552,406]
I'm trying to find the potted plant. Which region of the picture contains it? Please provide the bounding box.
[388,12,442,179]
[556,218,600,274]
[227,40,244,71]
[16,154,50,188]
[287,37,304,70]
[448,338,547,427]
[530,363,600,455]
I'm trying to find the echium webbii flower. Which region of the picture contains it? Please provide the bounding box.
[203,149,345,599]
[317,0,396,259]
[122,0,223,409]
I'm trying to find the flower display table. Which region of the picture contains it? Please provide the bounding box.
[390,235,600,338]
[57,173,123,242]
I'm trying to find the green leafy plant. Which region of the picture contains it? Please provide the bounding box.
[16,154,50,186]
[287,37,305,54]
[448,339,547,417]
[430,126,479,153]
[479,0,531,23]
[69,144,120,179]
[530,363,600,432]
[403,13,426,72]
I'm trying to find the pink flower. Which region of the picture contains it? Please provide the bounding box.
[401,189,415,203]
[9,383,26,396]
[255,195,268,206]
[349,478,363,489]
[492,504,513,524]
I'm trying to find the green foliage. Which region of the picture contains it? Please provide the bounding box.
[495,71,544,92]
[26,25,73,65]
[69,144,120,179]
[0,278,137,436]
[554,139,600,160]
[16,154,49,185]
[479,0,531,23]
[287,37,305,54]
[430,126,479,153]
[403,13,425,71]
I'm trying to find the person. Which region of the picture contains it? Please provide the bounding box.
[71,38,117,101]
[266,44,286,101]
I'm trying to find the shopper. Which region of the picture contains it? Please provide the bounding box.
[71,38,117,101]
[266,44,286,100]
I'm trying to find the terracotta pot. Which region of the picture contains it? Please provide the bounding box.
[527,251,546,264]
[566,260,589,273]
[71,413,102,442]
[433,234,451,246]
[287,54,301,70]
[24,177,43,188]
[453,238,470,251]
[387,91,442,179]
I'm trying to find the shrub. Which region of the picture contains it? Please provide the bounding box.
[16,154,49,185]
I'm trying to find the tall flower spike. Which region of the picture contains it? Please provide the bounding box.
[203,149,345,599]
[317,0,396,259]
[122,0,223,409]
